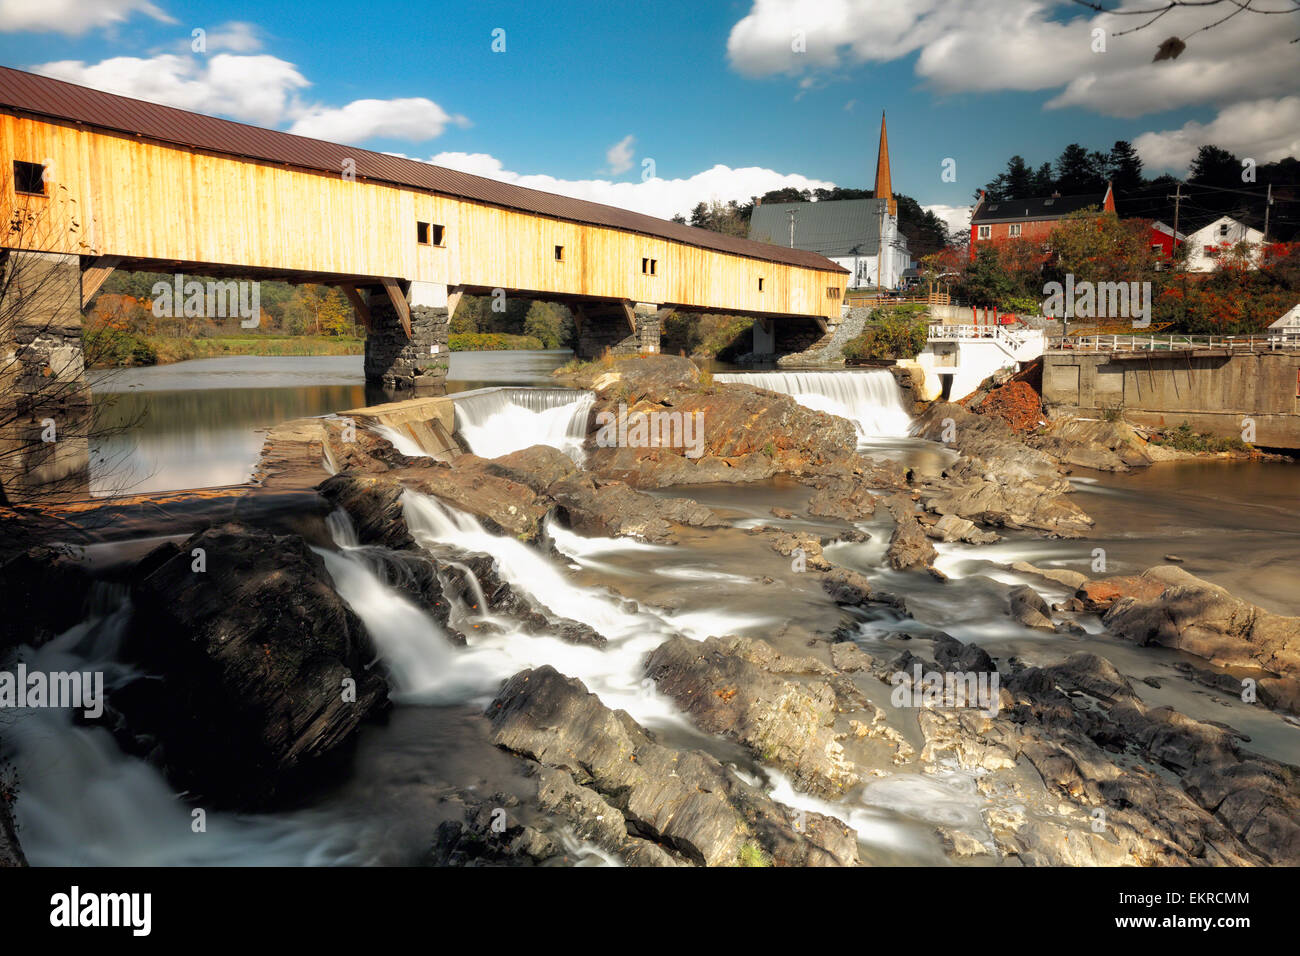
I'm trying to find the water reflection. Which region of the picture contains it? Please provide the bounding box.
[87,351,575,496]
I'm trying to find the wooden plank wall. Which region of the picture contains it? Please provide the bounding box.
[0,113,846,319]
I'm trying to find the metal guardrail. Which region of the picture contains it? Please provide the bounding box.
[845,292,951,307]
[1047,333,1300,353]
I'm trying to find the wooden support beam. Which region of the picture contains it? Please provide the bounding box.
[341,285,371,331]
[446,285,465,322]
[380,277,412,337]
[80,255,121,308]
[619,300,637,335]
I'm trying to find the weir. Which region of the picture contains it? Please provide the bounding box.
[714,369,912,440]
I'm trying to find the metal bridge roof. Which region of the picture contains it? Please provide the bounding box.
[0,66,846,274]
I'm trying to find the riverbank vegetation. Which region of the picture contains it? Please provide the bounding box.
[842,307,928,363]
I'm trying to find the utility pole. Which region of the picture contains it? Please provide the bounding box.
[1168,182,1184,259]
[1263,183,1273,242]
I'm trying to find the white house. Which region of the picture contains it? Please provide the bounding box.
[1183,215,1266,273]
[1267,303,1300,343]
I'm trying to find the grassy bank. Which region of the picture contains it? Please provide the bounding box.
[448,332,544,351]
[86,332,366,368]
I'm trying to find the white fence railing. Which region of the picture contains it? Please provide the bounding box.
[1048,333,1300,353]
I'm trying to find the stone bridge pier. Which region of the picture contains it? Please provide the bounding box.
[360,280,450,390]
[0,250,91,503]
[573,300,664,359]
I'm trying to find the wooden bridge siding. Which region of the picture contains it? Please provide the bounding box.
[1,113,844,318]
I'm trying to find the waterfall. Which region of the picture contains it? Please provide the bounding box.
[400,491,768,723]
[714,370,911,440]
[315,511,458,702]
[453,388,594,461]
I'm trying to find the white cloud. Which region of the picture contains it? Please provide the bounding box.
[1134,97,1300,174]
[605,134,636,175]
[290,98,469,144]
[726,0,1298,163]
[923,203,971,238]
[35,52,469,145]
[203,21,262,53]
[37,53,310,127]
[0,0,173,35]
[427,151,836,222]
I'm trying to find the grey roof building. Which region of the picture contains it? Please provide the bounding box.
[748,198,891,257]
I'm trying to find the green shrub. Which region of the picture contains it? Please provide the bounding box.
[448,332,545,352]
[842,308,927,362]
[1155,421,1250,453]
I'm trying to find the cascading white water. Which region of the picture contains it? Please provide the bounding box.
[714,370,912,440]
[315,515,458,702]
[399,490,769,723]
[453,388,594,462]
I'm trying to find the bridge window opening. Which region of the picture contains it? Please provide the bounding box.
[13,160,45,195]
[641,257,657,276]
[758,277,764,292]
[555,245,564,261]
[826,286,841,299]
[432,224,445,246]
[417,221,431,245]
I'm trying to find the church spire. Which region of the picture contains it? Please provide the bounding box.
[874,111,896,218]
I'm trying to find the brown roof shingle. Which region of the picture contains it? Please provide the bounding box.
[0,65,846,274]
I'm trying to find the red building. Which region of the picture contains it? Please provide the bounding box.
[1147,220,1185,261]
[969,183,1115,259]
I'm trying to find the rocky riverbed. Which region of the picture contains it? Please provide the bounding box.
[2,354,1296,867]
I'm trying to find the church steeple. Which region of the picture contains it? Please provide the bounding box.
[874,111,897,218]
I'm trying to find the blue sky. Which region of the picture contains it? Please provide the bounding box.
[2,0,1295,234]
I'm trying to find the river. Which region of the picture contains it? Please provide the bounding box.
[7,351,1296,866]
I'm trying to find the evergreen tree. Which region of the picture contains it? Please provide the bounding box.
[1188,145,1240,186]
[1054,143,1107,195]
[1109,140,1145,193]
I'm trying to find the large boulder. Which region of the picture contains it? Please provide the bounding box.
[884,494,938,571]
[913,403,1093,537]
[1030,418,1156,473]
[487,665,859,866]
[0,544,94,653]
[118,524,389,807]
[1104,566,1300,688]
[645,635,858,798]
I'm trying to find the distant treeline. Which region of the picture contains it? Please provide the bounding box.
[980,142,1299,239]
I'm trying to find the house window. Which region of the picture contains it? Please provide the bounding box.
[641,257,657,275]
[554,245,564,261]
[431,224,445,246]
[417,221,431,245]
[13,160,45,195]
[977,225,991,240]
[758,277,764,292]
[1219,223,1229,237]
[1151,243,1163,253]
[1008,223,1022,237]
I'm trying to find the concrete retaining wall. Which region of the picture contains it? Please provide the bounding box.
[1043,349,1300,449]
